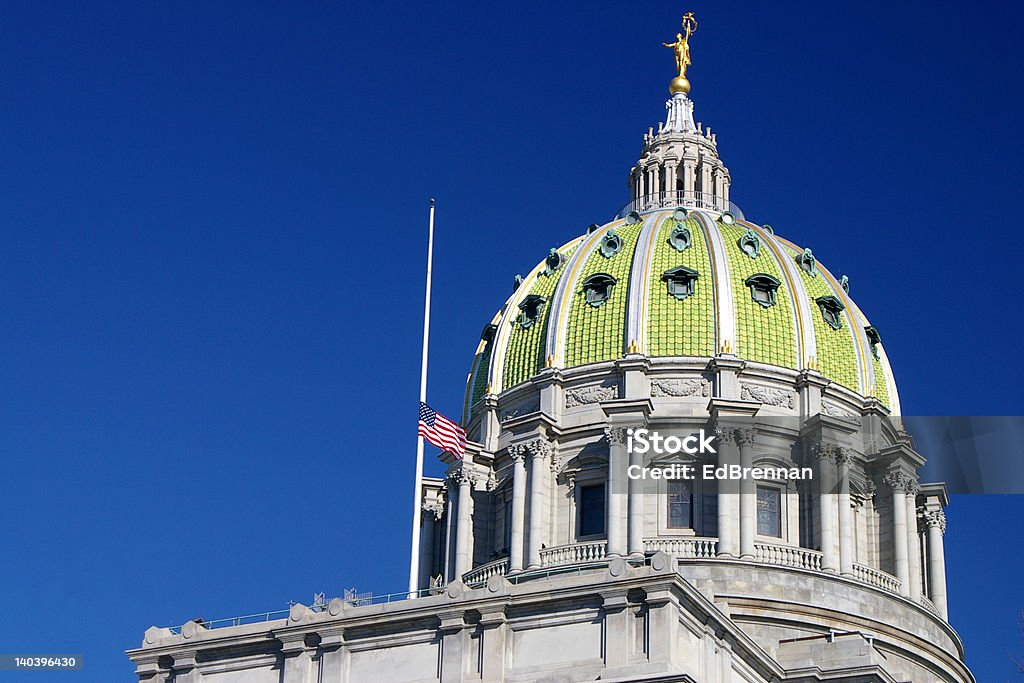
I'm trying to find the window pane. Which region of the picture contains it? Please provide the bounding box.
[667,481,692,528]
[756,486,781,537]
[580,484,605,536]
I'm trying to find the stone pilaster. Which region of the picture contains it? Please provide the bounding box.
[604,427,628,558]
[734,428,756,560]
[810,443,841,573]
[506,444,528,572]
[523,439,551,569]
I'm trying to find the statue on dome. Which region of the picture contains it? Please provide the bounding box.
[663,11,697,78]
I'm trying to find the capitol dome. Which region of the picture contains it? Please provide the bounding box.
[463,91,899,427]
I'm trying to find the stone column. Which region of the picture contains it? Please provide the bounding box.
[637,169,646,200]
[836,449,855,577]
[905,480,922,601]
[525,439,551,569]
[605,427,628,558]
[885,472,911,596]
[664,160,678,203]
[715,428,737,558]
[736,429,756,560]
[419,500,441,589]
[453,467,477,579]
[813,444,839,573]
[507,445,528,572]
[682,158,696,198]
[925,509,948,619]
[627,441,645,558]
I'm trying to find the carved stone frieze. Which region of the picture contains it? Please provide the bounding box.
[821,401,855,418]
[565,385,618,408]
[650,377,710,398]
[500,399,540,423]
[740,383,795,408]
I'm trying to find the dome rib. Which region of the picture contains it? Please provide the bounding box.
[692,211,735,353]
[626,214,671,354]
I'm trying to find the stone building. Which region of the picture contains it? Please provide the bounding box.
[128,16,974,683]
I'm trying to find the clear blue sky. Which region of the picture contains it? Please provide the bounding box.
[1,1,1021,680]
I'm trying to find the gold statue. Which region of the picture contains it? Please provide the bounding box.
[663,12,698,94]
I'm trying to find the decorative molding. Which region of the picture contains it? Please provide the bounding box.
[650,377,710,398]
[565,385,618,408]
[448,465,480,487]
[810,442,847,463]
[507,443,528,463]
[883,471,912,493]
[500,399,540,423]
[740,383,795,408]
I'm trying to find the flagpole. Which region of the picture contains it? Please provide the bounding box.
[408,198,435,598]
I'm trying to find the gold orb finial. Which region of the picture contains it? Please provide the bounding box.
[663,12,698,94]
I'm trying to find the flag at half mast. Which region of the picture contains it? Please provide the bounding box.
[418,402,467,458]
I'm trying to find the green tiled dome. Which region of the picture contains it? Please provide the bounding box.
[464,210,899,418]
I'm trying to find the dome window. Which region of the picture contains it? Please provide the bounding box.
[587,223,601,235]
[762,224,775,235]
[582,273,617,307]
[673,208,688,221]
[480,323,497,342]
[600,230,623,258]
[668,224,692,252]
[721,211,736,225]
[745,274,780,308]
[796,248,818,277]
[738,228,761,258]
[544,248,565,276]
[661,266,699,301]
[625,211,642,225]
[517,294,546,329]
[865,325,882,359]
[815,295,845,330]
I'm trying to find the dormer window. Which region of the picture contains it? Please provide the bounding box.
[600,230,622,258]
[661,266,699,301]
[668,224,691,252]
[518,295,546,329]
[865,325,882,359]
[745,274,780,308]
[816,295,845,330]
[544,248,564,276]
[797,248,818,277]
[582,273,616,307]
[738,228,761,258]
[480,323,497,342]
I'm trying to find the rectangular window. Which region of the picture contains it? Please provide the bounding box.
[667,481,692,529]
[757,485,782,537]
[579,484,605,537]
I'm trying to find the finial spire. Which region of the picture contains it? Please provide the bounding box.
[663,11,697,94]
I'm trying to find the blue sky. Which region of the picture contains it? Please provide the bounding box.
[1,1,1022,680]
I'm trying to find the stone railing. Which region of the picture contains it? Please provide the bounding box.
[462,558,509,586]
[853,563,902,594]
[540,540,607,567]
[755,542,823,570]
[644,537,718,558]
[614,191,745,221]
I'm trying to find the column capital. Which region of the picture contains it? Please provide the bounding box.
[449,465,480,487]
[733,428,756,447]
[883,470,917,493]
[924,509,947,533]
[604,426,629,446]
[810,442,848,463]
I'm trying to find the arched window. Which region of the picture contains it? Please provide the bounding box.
[667,481,693,529]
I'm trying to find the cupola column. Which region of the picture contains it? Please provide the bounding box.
[664,159,679,199]
[507,446,528,572]
[885,472,912,596]
[736,429,756,559]
[452,467,477,580]
[924,505,948,619]
[525,439,551,569]
[905,480,923,601]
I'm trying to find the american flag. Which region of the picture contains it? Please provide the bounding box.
[418,402,467,458]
